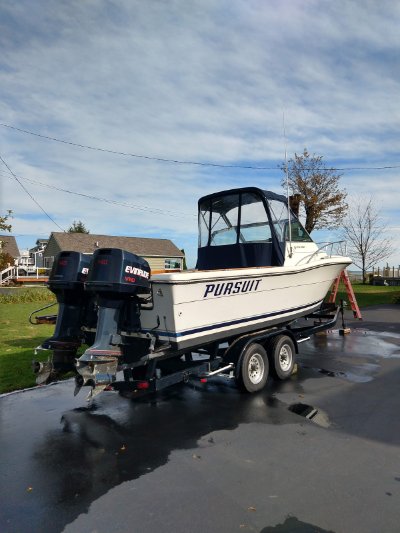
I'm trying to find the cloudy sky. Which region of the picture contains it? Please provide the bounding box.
[1,0,399,268]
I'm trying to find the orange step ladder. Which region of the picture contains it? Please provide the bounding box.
[329,270,362,320]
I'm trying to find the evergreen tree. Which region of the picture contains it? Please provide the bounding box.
[67,220,90,233]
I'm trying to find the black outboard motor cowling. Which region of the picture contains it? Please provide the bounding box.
[76,249,151,397]
[34,251,97,384]
[85,247,151,295]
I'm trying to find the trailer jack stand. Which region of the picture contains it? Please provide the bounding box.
[339,299,351,335]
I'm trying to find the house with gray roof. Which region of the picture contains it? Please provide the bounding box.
[43,232,185,271]
[0,235,20,260]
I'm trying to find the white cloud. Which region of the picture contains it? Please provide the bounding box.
[1,0,399,267]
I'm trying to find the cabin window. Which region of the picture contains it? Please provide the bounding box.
[268,199,312,242]
[267,199,288,242]
[240,193,271,242]
[286,220,313,242]
[199,202,211,247]
[209,194,240,246]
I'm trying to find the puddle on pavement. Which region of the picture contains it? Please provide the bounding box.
[296,327,400,385]
[307,328,400,360]
[300,363,380,383]
[288,403,331,428]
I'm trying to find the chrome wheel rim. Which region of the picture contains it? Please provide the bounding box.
[248,354,264,384]
[279,344,293,372]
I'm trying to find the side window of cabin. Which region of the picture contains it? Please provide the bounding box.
[209,194,239,246]
[240,193,272,242]
[286,220,313,242]
[266,199,287,242]
[267,200,312,243]
[199,203,211,247]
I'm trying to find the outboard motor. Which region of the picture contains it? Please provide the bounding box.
[75,248,151,398]
[33,251,97,384]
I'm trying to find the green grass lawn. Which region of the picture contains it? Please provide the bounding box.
[0,283,399,394]
[0,302,57,393]
[335,283,400,308]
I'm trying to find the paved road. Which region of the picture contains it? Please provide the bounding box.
[1,306,399,533]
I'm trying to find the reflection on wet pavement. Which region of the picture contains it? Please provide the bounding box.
[1,380,300,532]
[1,324,400,532]
[295,327,400,385]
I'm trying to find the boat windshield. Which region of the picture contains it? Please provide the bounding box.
[199,192,272,247]
[199,192,311,246]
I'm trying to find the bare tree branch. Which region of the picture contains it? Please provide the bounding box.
[340,196,394,282]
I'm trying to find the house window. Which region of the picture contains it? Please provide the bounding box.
[44,256,55,269]
[165,258,181,270]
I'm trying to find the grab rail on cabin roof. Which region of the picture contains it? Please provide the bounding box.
[295,241,347,265]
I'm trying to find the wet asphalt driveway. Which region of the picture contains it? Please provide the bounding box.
[1,305,400,533]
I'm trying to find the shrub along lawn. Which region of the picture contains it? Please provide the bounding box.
[0,284,399,394]
[0,286,56,304]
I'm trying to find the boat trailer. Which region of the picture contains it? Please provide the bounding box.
[30,249,343,399]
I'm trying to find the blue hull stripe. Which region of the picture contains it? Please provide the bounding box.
[150,299,323,339]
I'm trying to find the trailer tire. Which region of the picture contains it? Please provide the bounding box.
[236,343,268,393]
[267,334,295,380]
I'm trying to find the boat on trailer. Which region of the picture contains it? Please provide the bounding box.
[32,187,351,398]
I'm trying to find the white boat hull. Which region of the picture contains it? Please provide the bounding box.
[142,258,351,350]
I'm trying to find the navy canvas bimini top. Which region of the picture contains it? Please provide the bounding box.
[196,187,288,270]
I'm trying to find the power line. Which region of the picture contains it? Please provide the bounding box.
[1,122,399,171]
[0,165,160,251]
[0,160,100,263]
[0,154,65,231]
[0,162,191,253]
[0,122,271,169]
[0,168,195,218]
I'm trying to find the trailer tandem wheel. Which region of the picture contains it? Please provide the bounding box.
[235,343,269,392]
[267,334,295,380]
